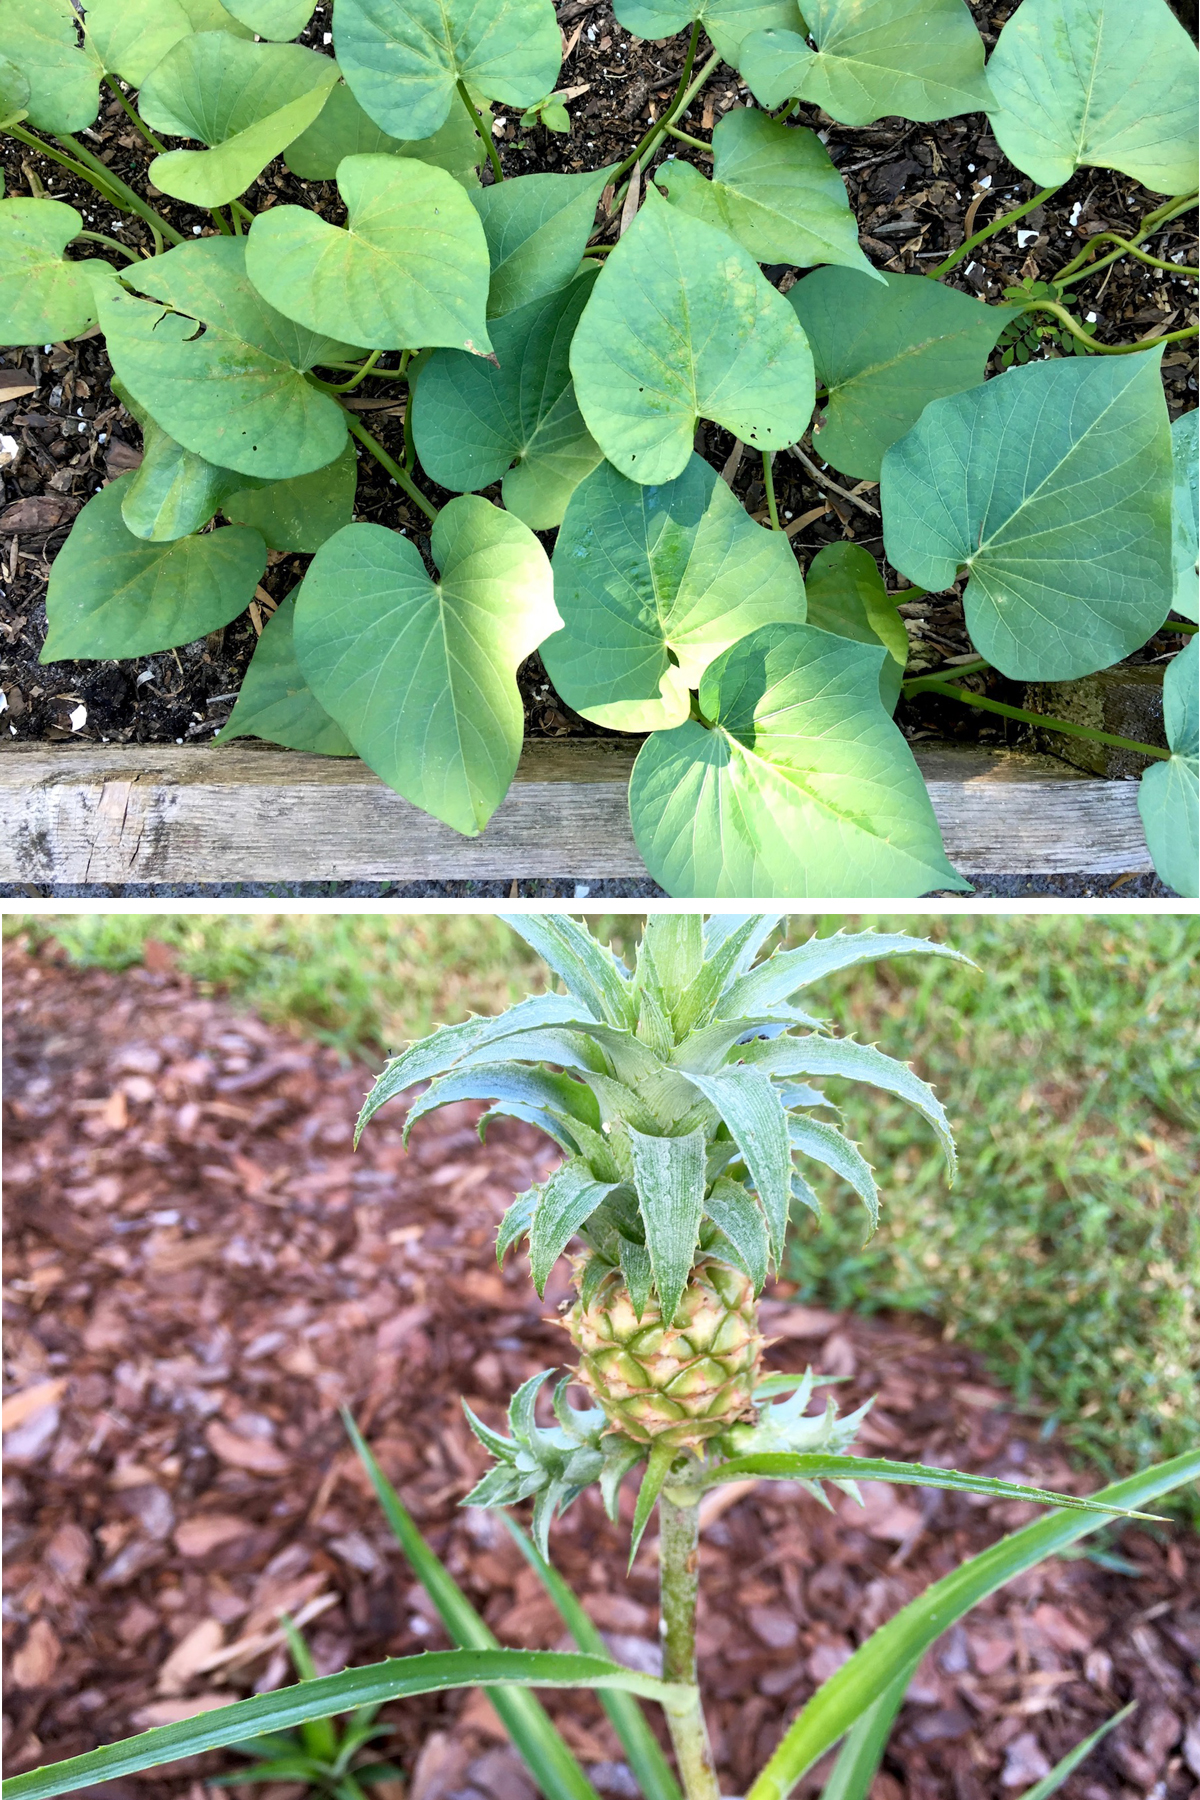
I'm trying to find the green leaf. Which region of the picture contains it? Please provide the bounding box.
[0,0,100,133]
[719,929,969,1013]
[1170,408,1198,622]
[881,350,1175,682]
[529,1162,620,1292]
[739,1031,957,1182]
[570,184,814,485]
[5,1652,673,1800]
[628,625,969,898]
[140,36,339,207]
[245,152,492,354]
[113,381,251,542]
[614,0,799,66]
[98,238,351,480]
[703,1177,768,1290]
[1138,636,1199,899]
[284,77,483,185]
[629,1439,676,1563]
[0,53,29,128]
[224,0,315,38]
[412,269,602,530]
[0,198,107,347]
[40,475,265,661]
[816,1668,911,1800]
[656,112,878,279]
[746,1452,1200,1800]
[470,167,611,317]
[83,0,192,88]
[627,1123,706,1321]
[1014,1704,1136,1800]
[790,268,1023,481]
[403,1063,601,1140]
[334,0,562,142]
[787,1115,877,1234]
[176,0,254,31]
[802,544,906,712]
[219,593,356,755]
[343,1413,605,1800]
[501,1519,684,1800]
[541,451,806,732]
[681,1066,791,1258]
[498,915,638,1027]
[222,439,357,552]
[704,1455,1162,1516]
[985,0,1199,196]
[293,500,555,835]
[739,0,991,125]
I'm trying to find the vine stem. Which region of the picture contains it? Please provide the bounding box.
[325,348,385,393]
[57,131,186,245]
[342,409,438,523]
[611,22,705,189]
[458,79,504,183]
[659,1486,721,1800]
[1053,231,1198,283]
[74,228,139,262]
[762,451,781,530]
[909,678,1171,760]
[928,183,1060,279]
[103,75,166,153]
[1054,192,1199,287]
[662,121,712,155]
[1016,296,1198,355]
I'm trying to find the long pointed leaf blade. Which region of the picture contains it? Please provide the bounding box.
[788,1116,878,1234]
[529,1163,620,1294]
[675,916,782,1036]
[629,1439,677,1566]
[501,1519,685,1800]
[817,1665,914,1800]
[746,1451,1200,1800]
[704,1178,769,1292]
[682,1067,792,1260]
[342,1414,604,1800]
[404,1063,601,1139]
[702,1455,1165,1516]
[627,1124,707,1321]
[741,1035,956,1182]
[703,913,786,971]
[499,915,637,1026]
[1015,1703,1136,1800]
[719,931,971,1017]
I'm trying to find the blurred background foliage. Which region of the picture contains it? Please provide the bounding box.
[8,910,1197,1495]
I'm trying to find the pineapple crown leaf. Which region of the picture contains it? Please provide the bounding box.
[498,915,637,1028]
[529,1163,624,1296]
[715,930,975,1020]
[628,1439,681,1569]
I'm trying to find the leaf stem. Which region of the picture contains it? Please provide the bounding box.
[7,123,127,213]
[1016,296,1199,355]
[343,410,438,523]
[658,1488,720,1800]
[229,197,256,226]
[326,348,385,393]
[56,131,186,245]
[901,657,990,692]
[73,227,140,261]
[762,450,781,530]
[103,75,166,154]
[929,184,1060,279]
[210,207,233,235]
[611,22,704,188]
[662,122,712,155]
[1053,231,1198,283]
[910,678,1171,760]
[458,79,504,183]
[1053,191,1199,287]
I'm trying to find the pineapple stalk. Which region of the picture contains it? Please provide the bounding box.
[658,1484,720,1800]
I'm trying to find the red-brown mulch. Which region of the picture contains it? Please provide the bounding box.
[3,936,1198,1800]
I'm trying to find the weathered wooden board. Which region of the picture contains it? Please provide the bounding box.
[0,739,1151,884]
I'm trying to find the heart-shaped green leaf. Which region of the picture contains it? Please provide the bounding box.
[113,380,253,541]
[1171,409,1198,623]
[656,111,878,279]
[222,439,357,551]
[541,452,806,730]
[140,36,339,207]
[1138,637,1198,898]
[245,153,491,353]
[98,238,352,480]
[293,497,559,834]
[739,0,991,126]
[0,198,108,346]
[569,185,814,485]
[0,53,29,127]
[802,542,906,712]
[41,474,266,660]
[284,77,483,185]
[220,591,355,754]
[789,267,1023,480]
[470,167,611,317]
[0,0,100,133]
[223,0,315,37]
[334,0,562,142]
[412,269,601,528]
[615,0,799,65]
[986,0,1199,196]
[628,623,967,897]
[881,350,1174,682]
[176,0,253,31]
[83,0,192,87]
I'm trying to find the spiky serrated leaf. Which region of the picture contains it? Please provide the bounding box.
[499,915,637,1026]
[739,1034,956,1182]
[404,1063,601,1141]
[703,1178,769,1292]
[791,1170,823,1219]
[628,1439,677,1566]
[463,1400,520,1462]
[674,916,783,1037]
[618,1233,654,1319]
[702,1455,1164,1517]
[627,1124,707,1322]
[479,1101,581,1154]
[680,1067,791,1261]
[719,930,969,1017]
[529,1163,621,1294]
[497,1187,540,1263]
[788,1115,878,1234]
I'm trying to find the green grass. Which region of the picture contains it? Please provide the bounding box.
[7,911,1197,1492]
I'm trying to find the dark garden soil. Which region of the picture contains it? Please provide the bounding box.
[0,0,1196,762]
[5,935,1200,1800]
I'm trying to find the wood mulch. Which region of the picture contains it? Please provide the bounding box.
[0,0,1195,755]
[3,934,1199,1799]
